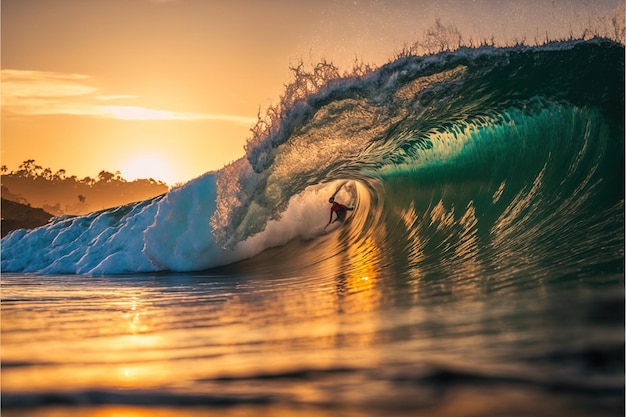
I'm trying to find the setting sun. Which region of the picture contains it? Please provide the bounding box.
[120,153,176,185]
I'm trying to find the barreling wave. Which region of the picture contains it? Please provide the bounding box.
[1,38,623,276]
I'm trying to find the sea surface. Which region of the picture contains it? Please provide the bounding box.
[2,38,624,416]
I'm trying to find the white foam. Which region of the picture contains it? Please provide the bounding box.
[142,172,241,271]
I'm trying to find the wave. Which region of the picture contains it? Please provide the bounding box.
[1,38,623,275]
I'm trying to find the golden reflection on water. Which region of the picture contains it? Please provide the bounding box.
[2,229,389,395]
[1,285,178,391]
[339,234,383,314]
[398,185,487,299]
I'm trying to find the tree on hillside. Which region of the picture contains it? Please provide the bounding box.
[97,170,115,183]
[17,159,37,177]
[42,167,52,180]
[54,169,66,181]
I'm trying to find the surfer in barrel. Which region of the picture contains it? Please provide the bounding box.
[327,196,353,225]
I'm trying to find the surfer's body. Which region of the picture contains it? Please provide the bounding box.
[328,197,353,225]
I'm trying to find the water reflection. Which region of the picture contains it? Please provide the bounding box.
[0,278,186,390]
[2,219,393,398]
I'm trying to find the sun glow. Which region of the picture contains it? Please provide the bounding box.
[120,153,176,185]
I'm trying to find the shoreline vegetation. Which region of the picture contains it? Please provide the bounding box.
[1,160,168,237]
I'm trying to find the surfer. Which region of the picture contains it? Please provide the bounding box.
[327,197,353,225]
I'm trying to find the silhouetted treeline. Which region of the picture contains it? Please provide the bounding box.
[1,160,168,216]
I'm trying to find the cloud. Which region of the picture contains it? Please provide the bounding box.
[1,69,256,124]
[95,94,139,101]
[98,105,257,123]
[2,70,97,109]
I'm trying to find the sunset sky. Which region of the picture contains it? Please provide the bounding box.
[2,0,622,185]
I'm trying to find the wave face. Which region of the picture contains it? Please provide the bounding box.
[1,39,624,276]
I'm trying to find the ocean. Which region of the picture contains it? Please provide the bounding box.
[1,38,624,416]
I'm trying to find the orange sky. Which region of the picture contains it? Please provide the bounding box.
[2,0,622,185]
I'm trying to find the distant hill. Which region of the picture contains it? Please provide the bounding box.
[1,198,54,237]
[1,159,169,216]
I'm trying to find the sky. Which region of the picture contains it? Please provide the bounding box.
[2,0,623,185]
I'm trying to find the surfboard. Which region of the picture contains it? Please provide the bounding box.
[345,181,357,210]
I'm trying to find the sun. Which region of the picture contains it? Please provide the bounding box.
[120,153,176,185]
